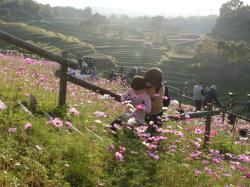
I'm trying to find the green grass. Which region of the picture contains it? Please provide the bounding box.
[0,54,249,187]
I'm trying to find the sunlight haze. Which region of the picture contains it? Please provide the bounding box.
[35,0,250,16]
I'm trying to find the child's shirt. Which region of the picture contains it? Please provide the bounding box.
[121,88,151,124]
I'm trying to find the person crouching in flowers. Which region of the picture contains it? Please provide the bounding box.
[144,68,165,129]
[110,76,151,132]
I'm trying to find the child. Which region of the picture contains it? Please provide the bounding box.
[111,76,151,130]
[121,76,152,125]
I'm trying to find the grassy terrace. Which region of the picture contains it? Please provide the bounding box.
[0,21,95,56]
[31,21,168,68]
[0,53,249,187]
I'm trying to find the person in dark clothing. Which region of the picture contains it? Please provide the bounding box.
[109,71,118,82]
[204,85,222,108]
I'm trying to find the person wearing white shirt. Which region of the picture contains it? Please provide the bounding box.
[193,81,205,111]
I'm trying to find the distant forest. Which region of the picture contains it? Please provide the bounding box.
[0,0,217,34]
[0,0,250,40]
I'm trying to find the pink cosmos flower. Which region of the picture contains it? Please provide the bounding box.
[237,155,250,163]
[175,131,184,138]
[245,173,250,178]
[212,158,222,165]
[24,122,32,130]
[202,160,209,165]
[223,173,231,177]
[205,167,214,175]
[94,111,107,118]
[194,169,201,177]
[135,104,145,111]
[194,142,201,149]
[0,102,7,110]
[162,96,169,100]
[190,151,202,159]
[50,118,63,128]
[147,144,158,150]
[195,128,203,134]
[8,128,17,133]
[65,121,73,129]
[69,107,80,116]
[148,152,160,160]
[115,152,124,162]
[108,144,115,152]
[119,146,126,153]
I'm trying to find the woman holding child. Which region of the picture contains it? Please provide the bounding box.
[121,68,165,125]
[111,68,164,133]
[144,68,165,127]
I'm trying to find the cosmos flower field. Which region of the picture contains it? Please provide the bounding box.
[0,53,249,187]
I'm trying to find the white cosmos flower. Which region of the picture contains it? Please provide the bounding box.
[101,94,110,100]
[171,100,179,107]
[127,117,136,126]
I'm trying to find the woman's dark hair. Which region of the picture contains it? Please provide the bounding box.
[144,68,163,89]
[131,76,145,90]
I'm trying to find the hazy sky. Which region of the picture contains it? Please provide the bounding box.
[35,0,250,16]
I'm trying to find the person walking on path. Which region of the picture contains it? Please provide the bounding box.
[204,85,222,108]
[193,81,205,111]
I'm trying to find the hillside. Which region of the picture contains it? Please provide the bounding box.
[31,21,169,68]
[0,20,95,56]
[0,53,249,186]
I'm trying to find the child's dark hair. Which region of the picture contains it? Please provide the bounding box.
[131,76,145,90]
[144,68,163,88]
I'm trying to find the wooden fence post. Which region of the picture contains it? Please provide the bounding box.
[222,110,226,123]
[203,103,213,148]
[179,89,182,109]
[120,64,124,80]
[58,51,68,107]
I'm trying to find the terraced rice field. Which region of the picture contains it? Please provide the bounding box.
[0,21,95,56]
[32,21,168,68]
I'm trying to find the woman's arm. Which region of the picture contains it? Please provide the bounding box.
[143,94,152,114]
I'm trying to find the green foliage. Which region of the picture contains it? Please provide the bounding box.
[220,41,250,63]
[212,0,250,42]
[194,38,218,63]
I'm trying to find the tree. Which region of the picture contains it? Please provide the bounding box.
[212,0,250,42]
[150,16,165,31]
[39,4,54,19]
[82,7,92,19]
[221,41,249,63]
[0,8,11,20]
[220,0,244,18]
[89,13,109,25]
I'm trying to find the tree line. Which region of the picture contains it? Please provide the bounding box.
[212,0,250,43]
[0,0,93,21]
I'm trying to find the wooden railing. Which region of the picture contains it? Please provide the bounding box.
[0,30,121,105]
